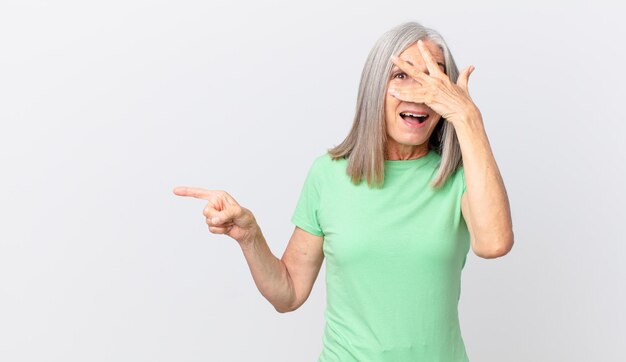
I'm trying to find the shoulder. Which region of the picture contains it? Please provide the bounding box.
[455,165,465,177]
[456,165,465,181]
[312,152,331,166]
[452,165,466,193]
[309,152,345,172]
[433,157,464,193]
[302,152,348,190]
[448,164,464,182]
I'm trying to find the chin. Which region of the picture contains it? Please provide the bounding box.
[404,137,429,146]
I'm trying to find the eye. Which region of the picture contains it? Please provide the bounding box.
[393,72,407,79]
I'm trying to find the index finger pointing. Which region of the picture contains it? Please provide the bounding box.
[172,186,212,199]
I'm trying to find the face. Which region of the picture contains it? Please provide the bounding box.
[384,39,446,158]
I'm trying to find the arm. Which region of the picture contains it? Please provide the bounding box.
[387,39,513,258]
[456,110,514,259]
[172,187,324,312]
[240,221,324,313]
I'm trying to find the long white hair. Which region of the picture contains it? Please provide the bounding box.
[328,21,464,189]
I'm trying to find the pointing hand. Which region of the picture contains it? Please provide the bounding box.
[173,186,258,245]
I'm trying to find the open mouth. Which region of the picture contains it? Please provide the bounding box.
[399,112,429,124]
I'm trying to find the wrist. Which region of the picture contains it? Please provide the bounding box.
[239,217,261,249]
[454,108,485,135]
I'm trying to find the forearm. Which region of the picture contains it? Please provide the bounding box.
[238,223,296,313]
[454,110,514,254]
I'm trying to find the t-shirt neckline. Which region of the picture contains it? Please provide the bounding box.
[384,149,437,169]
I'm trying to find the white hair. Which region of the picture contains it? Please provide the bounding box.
[328,21,464,189]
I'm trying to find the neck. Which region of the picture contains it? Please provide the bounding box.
[385,143,430,160]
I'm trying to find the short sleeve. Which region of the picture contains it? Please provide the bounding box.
[291,158,325,237]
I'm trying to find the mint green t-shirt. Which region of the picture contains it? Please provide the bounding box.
[291,149,470,362]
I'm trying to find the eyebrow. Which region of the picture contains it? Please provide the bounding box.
[392,60,446,71]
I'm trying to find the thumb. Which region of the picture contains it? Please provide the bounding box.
[457,65,474,93]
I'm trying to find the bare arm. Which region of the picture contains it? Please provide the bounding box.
[388,40,513,259]
[172,186,324,313]
[240,223,324,313]
[457,111,514,259]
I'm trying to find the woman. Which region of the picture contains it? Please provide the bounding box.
[174,21,513,361]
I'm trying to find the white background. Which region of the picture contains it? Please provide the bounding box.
[1,0,625,361]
